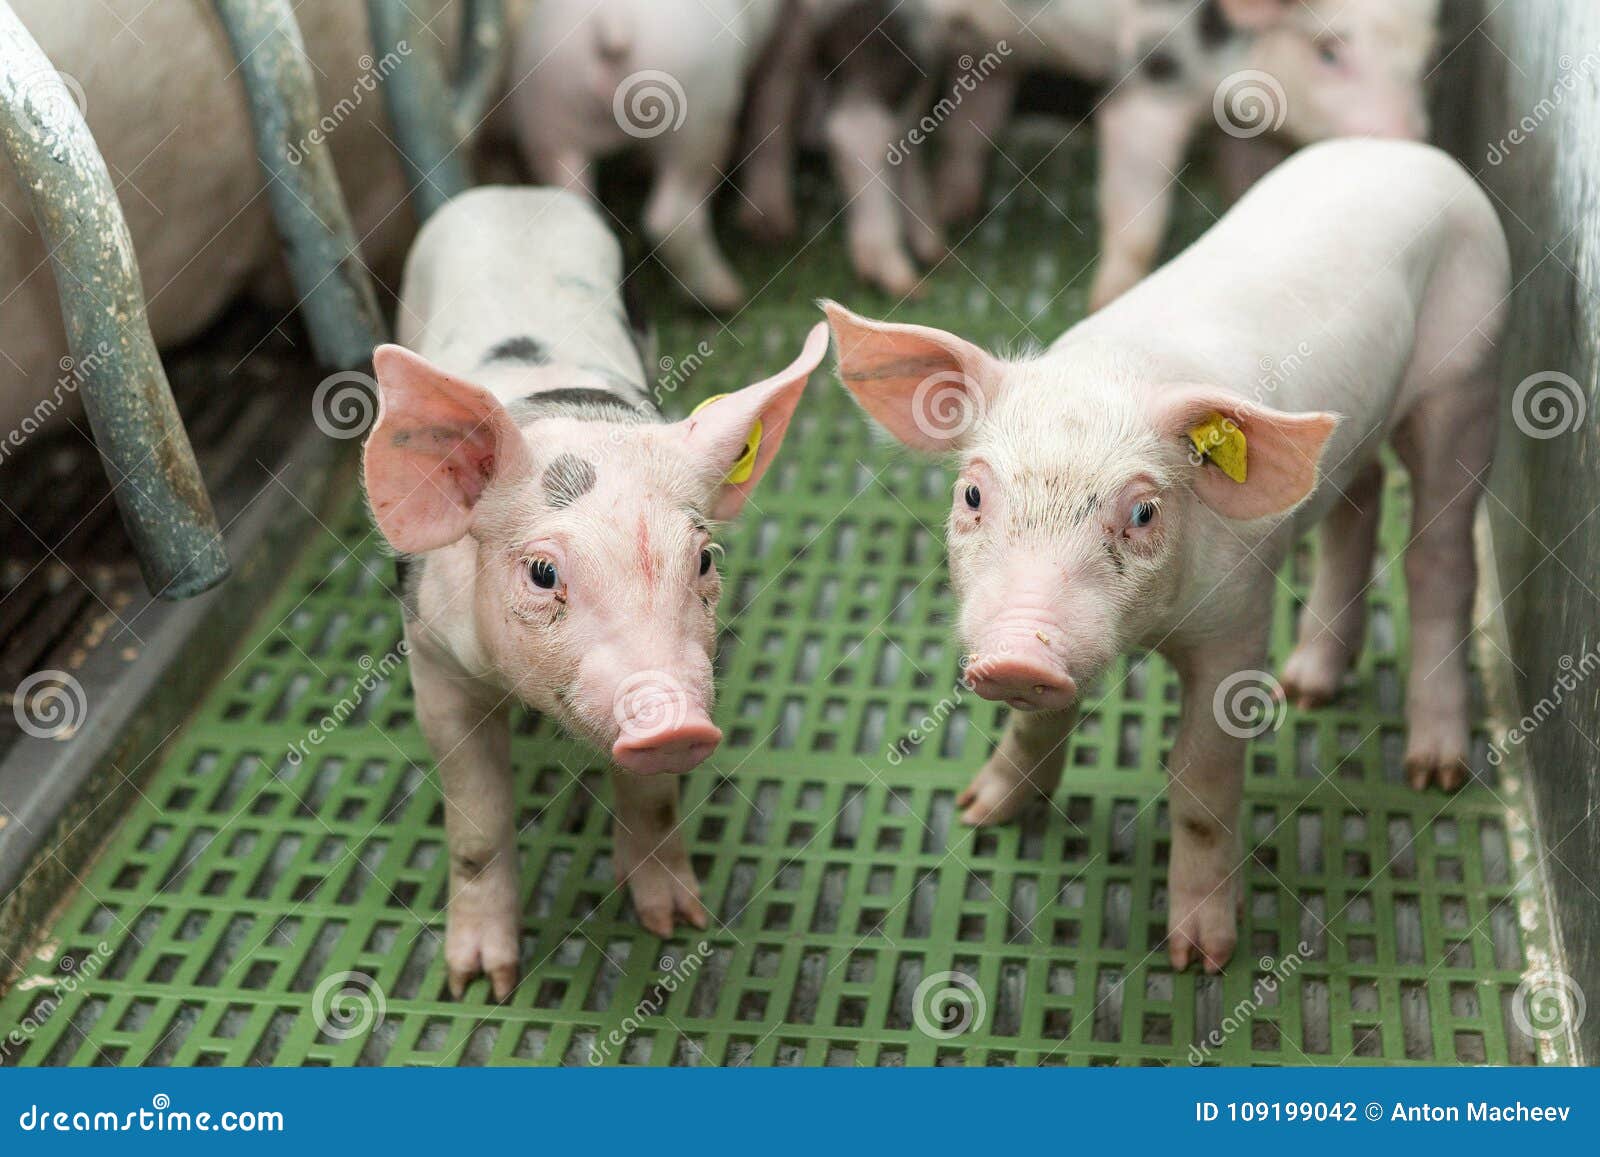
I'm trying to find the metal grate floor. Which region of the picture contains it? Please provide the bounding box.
[0,136,1559,1066]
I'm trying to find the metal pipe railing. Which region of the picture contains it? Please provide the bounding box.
[0,5,229,599]
[211,0,389,370]
[366,0,508,221]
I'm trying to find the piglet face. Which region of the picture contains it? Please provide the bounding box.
[824,303,1337,713]
[946,445,1177,711]
[467,424,724,774]
[1248,0,1439,143]
[366,325,828,773]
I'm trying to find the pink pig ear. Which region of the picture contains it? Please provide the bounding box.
[363,344,532,553]
[678,322,829,521]
[1157,386,1338,521]
[1217,0,1292,29]
[822,300,1002,452]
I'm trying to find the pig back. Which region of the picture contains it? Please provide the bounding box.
[395,186,647,401]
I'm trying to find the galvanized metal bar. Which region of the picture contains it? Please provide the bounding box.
[453,0,508,140]
[366,0,507,221]
[212,0,388,369]
[0,6,229,600]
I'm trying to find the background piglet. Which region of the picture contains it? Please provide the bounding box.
[930,0,1441,309]
[509,0,785,312]
[826,139,1508,971]
[364,187,826,997]
[737,0,952,296]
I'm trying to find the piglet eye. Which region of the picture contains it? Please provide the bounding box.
[964,484,982,510]
[529,559,558,589]
[1316,39,1339,65]
[1130,501,1157,529]
[699,548,713,576]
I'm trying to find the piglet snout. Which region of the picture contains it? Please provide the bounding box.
[611,715,722,775]
[610,671,721,775]
[965,647,1077,712]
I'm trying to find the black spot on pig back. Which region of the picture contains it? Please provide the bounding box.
[508,386,657,425]
[542,453,598,508]
[482,336,551,366]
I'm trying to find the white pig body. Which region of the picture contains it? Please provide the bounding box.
[509,0,784,311]
[828,139,1508,972]
[370,187,827,997]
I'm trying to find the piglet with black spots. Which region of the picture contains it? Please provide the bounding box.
[364,187,827,999]
[826,140,1508,972]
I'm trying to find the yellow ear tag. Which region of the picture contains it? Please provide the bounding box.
[1188,412,1248,484]
[691,394,762,484]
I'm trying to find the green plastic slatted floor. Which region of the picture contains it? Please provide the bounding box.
[0,136,1560,1066]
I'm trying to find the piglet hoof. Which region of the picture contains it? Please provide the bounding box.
[616,829,711,938]
[738,195,797,244]
[684,268,747,315]
[1403,744,1470,792]
[957,759,1045,827]
[445,906,521,1002]
[1279,640,1352,709]
[851,244,923,299]
[935,178,983,226]
[1166,886,1239,974]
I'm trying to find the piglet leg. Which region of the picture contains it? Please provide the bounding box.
[737,4,815,243]
[1165,627,1273,973]
[958,706,1077,826]
[825,91,922,297]
[1281,460,1383,706]
[1393,390,1494,791]
[645,159,746,313]
[1089,86,1199,312]
[411,641,522,1001]
[611,771,710,937]
[934,63,1019,225]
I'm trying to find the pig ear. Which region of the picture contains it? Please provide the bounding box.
[678,322,829,521]
[364,344,533,552]
[1157,386,1338,521]
[821,299,1002,452]
[1217,0,1292,29]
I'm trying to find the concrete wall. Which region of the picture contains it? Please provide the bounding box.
[1469,0,1600,1062]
